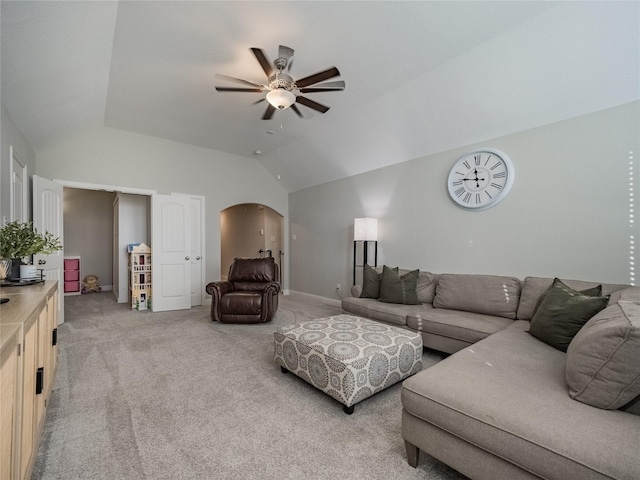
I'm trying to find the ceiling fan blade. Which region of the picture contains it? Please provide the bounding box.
[252,98,266,105]
[290,104,304,119]
[262,104,276,120]
[250,48,274,78]
[300,87,345,93]
[296,95,330,114]
[279,45,294,62]
[313,81,345,89]
[215,74,266,89]
[295,67,340,88]
[215,87,264,92]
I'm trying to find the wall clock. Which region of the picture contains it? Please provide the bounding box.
[447,148,515,211]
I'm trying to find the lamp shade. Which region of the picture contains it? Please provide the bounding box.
[354,218,378,241]
[266,89,296,110]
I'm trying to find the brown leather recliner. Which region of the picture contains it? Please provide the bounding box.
[206,257,280,323]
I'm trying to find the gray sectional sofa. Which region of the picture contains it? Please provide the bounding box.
[342,270,640,480]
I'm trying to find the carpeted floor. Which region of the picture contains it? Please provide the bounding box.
[32,292,468,480]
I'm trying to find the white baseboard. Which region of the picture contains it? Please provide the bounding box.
[285,290,342,308]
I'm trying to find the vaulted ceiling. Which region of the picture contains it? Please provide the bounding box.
[2,1,638,192]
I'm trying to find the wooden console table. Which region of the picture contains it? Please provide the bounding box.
[0,280,59,480]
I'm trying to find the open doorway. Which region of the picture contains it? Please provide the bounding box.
[63,188,151,301]
[220,203,284,283]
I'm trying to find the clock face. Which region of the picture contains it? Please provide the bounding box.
[447,149,515,211]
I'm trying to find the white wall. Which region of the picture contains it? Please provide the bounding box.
[1,103,36,224]
[35,126,289,287]
[290,102,640,300]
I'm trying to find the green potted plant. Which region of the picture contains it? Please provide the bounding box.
[0,221,62,280]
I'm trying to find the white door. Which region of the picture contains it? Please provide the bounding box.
[10,146,27,222]
[186,195,205,306]
[151,194,191,312]
[33,176,64,324]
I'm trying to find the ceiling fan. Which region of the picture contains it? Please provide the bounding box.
[215,45,345,120]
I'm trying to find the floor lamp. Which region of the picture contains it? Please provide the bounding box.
[353,217,378,284]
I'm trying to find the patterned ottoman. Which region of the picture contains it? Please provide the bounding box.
[274,314,423,414]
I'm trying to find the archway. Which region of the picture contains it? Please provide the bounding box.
[220,203,284,282]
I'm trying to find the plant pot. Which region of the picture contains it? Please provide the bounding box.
[8,258,23,281]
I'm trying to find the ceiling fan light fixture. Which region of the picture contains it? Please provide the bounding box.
[266,89,296,110]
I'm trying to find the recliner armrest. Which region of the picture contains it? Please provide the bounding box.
[206,281,233,297]
[206,281,233,322]
[263,281,281,296]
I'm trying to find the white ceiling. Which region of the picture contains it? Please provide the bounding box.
[2,1,639,192]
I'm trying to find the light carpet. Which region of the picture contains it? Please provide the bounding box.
[32,292,468,480]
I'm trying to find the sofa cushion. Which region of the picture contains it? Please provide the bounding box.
[379,266,421,305]
[341,297,430,327]
[407,309,513,345]
[433,274,521,319]
[528,278,609,352]
[566,287,640,410]
[517,277,628,321]
[401,325,640,480]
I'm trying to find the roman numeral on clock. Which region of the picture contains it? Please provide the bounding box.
[454,187,465,197]
[491,182,503,189]
[493,172,506,179]
[463,192,471,203]
[474,155,481,166]
[463,160,471,169]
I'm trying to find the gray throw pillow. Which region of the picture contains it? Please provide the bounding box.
[566,289,640,409]
[528,278,609,352]
[379,265,421,305]
[360,264,383,298]
[531,284,602,318]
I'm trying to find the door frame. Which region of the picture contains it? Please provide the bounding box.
[9,145,28,222]
[53,179,156,196]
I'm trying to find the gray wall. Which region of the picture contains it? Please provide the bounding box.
[290,102,639,300]
[63,187,115,287]
[33,126,289,288]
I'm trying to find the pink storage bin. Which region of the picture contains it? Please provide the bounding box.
[64,259,79,270]
[64,281,80,293]
[64,270,80,281]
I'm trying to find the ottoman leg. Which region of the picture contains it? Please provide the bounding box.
[280,366,289,374]
[343,404,354,415]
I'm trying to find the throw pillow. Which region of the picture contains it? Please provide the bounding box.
[565,287,640,409]
[531,284,602,318]
[528,278,609,352]
[360,264,384,298]
[379,265,421,305]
